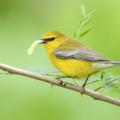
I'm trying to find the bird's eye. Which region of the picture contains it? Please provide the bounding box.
[45,37,56,42]
[48,37,56,41]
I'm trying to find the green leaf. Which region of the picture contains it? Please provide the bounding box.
[74,5,96,39]
[78,26,92,38]
[103,72,120,90]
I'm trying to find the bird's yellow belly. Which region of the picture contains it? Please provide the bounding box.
[49,54,97,78]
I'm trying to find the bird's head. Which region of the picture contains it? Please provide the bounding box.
[37,31,67,50]
[28,31,68,55]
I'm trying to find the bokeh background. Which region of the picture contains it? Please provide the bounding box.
[0,0,120,120]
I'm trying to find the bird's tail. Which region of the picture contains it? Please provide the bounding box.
[93,60,120,69]
[109,61,120,65]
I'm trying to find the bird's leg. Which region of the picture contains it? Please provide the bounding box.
[80,74,91,95]
[82,74,91,87]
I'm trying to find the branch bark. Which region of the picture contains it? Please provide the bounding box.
[0,63,120,106]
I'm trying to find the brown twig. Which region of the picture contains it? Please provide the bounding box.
[0,63,120,106]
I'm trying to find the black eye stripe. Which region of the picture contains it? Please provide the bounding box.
[45,37,56,42]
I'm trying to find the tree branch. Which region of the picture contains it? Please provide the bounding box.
[0,63,120,106]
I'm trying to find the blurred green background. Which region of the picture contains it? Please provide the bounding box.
[0,0,120,120]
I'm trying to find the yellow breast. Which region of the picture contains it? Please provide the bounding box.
[48,52,97,78]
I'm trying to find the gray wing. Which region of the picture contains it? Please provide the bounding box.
[54,39,108,61]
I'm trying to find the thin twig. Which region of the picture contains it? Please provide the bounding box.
[87,79,101,85]
[0,63,120,106]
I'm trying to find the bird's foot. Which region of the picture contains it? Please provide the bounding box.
[80,74,91,95]
[72,79,86,95]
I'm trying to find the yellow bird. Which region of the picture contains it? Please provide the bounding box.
[28,31,120,86]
